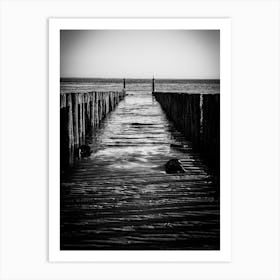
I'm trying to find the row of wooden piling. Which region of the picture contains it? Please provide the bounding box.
[153,92,220,172]
[60,91,125,166]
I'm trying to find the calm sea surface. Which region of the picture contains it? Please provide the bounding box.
[60,78,220,94]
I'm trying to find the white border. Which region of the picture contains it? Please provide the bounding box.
[49,18,231,262]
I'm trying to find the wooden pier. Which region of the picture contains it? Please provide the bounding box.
[60,87,220,250]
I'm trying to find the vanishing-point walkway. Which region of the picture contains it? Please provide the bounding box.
[61,91,220,250]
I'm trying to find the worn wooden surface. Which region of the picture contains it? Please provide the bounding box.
[61,91,220,250]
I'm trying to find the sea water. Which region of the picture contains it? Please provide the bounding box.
[60,78,220,94]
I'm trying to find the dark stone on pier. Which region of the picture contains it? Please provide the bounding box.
[165,159,186,174]
[78,145,92,157]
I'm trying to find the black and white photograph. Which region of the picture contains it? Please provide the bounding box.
[59,28,221,251]
[2,0,280,278]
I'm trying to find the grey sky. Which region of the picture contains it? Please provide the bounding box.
[60,30,220,79]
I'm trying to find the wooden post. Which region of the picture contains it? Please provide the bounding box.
[152,76,155,92]
[152,91,220,171]
[66,94,74,149]
[71,93,79,148]
[61,90,125,166]
[123,78,126,90]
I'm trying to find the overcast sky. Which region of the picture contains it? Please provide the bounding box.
[60,30,220,79]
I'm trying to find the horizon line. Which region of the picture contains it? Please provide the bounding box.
[60,76,220,80]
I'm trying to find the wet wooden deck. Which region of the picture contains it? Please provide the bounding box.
[61,91,220,250]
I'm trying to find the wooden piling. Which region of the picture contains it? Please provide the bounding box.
[60,90,126,166]
[200,94,220,170]
[153,91,220,172]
